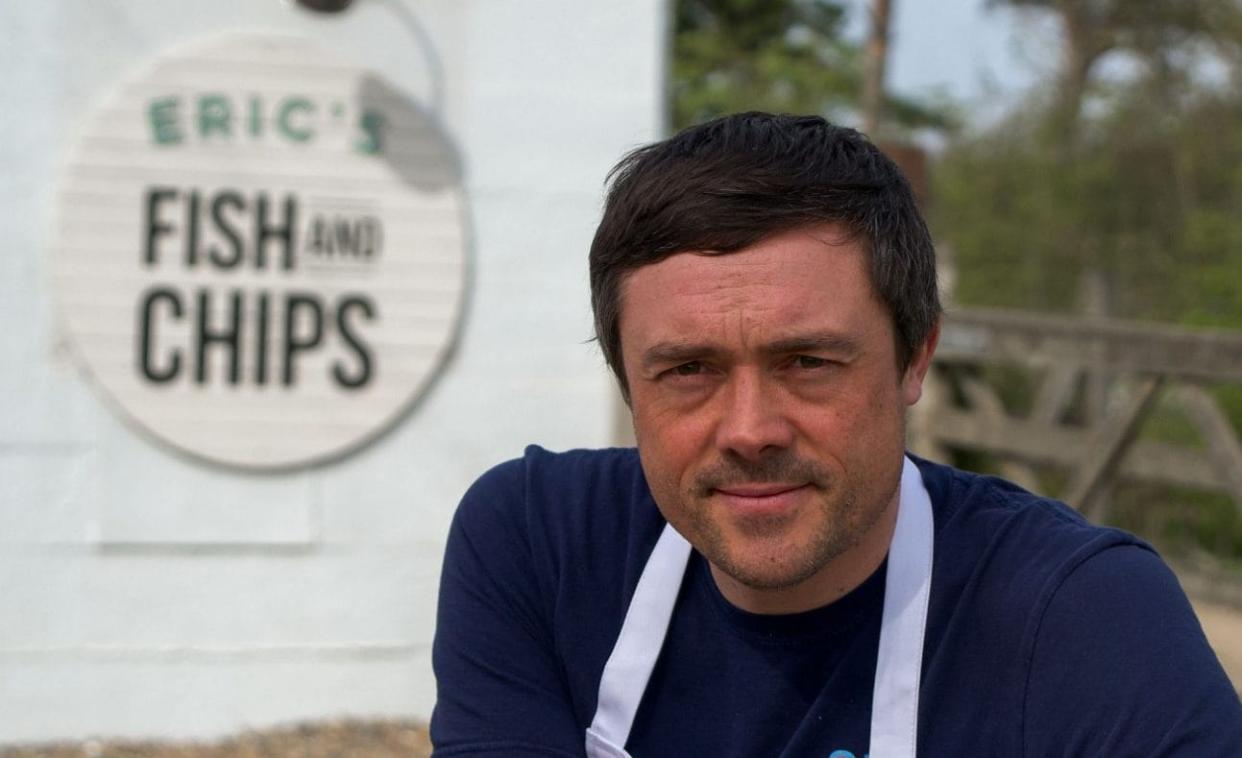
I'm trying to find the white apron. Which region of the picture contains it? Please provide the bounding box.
[585,456,935,758]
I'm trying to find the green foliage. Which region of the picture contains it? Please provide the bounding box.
[671,0,955,131]
[1108,482,1242,566]
[989,0,1241,56]
[934,1,1242,563]
[937,0,1242,323]
[934,84,1242,326]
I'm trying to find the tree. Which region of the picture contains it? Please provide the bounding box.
[991,0,1242,141]
[861,0,894,135]
[934,1,1242,559]
[671,0,952,132]
[939,0,1242,317]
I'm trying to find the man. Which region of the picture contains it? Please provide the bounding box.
[431,113,1242,756]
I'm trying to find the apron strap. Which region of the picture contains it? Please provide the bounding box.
[587,524,692,752]
[587,456,935,758]
[868,456,935,758]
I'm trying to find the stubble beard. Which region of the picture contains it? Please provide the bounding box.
[680,451,888,592]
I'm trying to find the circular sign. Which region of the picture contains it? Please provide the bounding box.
[50,34,468,470]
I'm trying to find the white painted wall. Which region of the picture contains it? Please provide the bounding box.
[0,0,665,742]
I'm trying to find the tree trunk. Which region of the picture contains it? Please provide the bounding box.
[862,0,893,136]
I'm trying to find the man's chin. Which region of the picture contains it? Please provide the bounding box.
[711,542,829,593]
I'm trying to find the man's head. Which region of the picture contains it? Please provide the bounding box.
[590,112,942,614]
[589,111,940,400]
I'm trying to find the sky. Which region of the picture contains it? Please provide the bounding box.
[844,0,1060,123]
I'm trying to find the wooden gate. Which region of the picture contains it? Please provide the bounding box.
[909,307,1242,603]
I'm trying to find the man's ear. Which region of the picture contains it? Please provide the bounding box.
[901,319,940,406]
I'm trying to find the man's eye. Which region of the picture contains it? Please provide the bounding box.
[672,362,703,376]
[794,355,829,369]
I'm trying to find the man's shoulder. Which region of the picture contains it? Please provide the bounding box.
[454,445,661,567]
[914,458,1242,752]
[916,455,1148,570]
[915,456,1159,639]
[435,446,660,748]
[461,444,648,517]
[519,443,645,486]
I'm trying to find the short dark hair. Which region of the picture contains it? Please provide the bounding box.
[589,111,940,397]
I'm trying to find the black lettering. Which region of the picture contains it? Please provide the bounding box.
[333,218,358,256]
[333,295,376,389]
[184,189,200,267]
[306,216,326,256]
[361,216,382,258]
[209,191,245,269]
[254,291,270,386]
[138,287,183,382]
[144,187,177,266]
[282,294,324,386]
[256,194,297,271]
[195,288,243,385]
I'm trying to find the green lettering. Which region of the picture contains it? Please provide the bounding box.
[148,97,182,145]
[248,96,263,137]
[354,110,384,155]
[197,95,232,139]
[277,98,315,142]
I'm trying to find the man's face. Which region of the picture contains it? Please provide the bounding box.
[619,225,936,613]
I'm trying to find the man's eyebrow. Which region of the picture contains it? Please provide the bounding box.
[638,333,861,369]
[761,333,862,357]
[639,342,722,370]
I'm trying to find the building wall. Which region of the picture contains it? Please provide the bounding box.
[0,0,664,742]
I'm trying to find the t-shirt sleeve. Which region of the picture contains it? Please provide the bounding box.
[1023,544,1242,756]
[430,458,585,757]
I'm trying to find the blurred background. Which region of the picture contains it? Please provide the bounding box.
[2,0,1240,754]
[675,0,1242,705]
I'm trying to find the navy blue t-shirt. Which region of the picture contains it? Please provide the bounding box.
[431,447,1242,756]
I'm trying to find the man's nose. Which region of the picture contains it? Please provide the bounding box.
[713,371,795,461]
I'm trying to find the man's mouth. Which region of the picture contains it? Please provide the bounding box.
[711,483,811,517]
[714,483,808,498]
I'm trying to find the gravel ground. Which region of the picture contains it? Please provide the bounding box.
[1196,599,1242,688]
[0,721,430,758]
